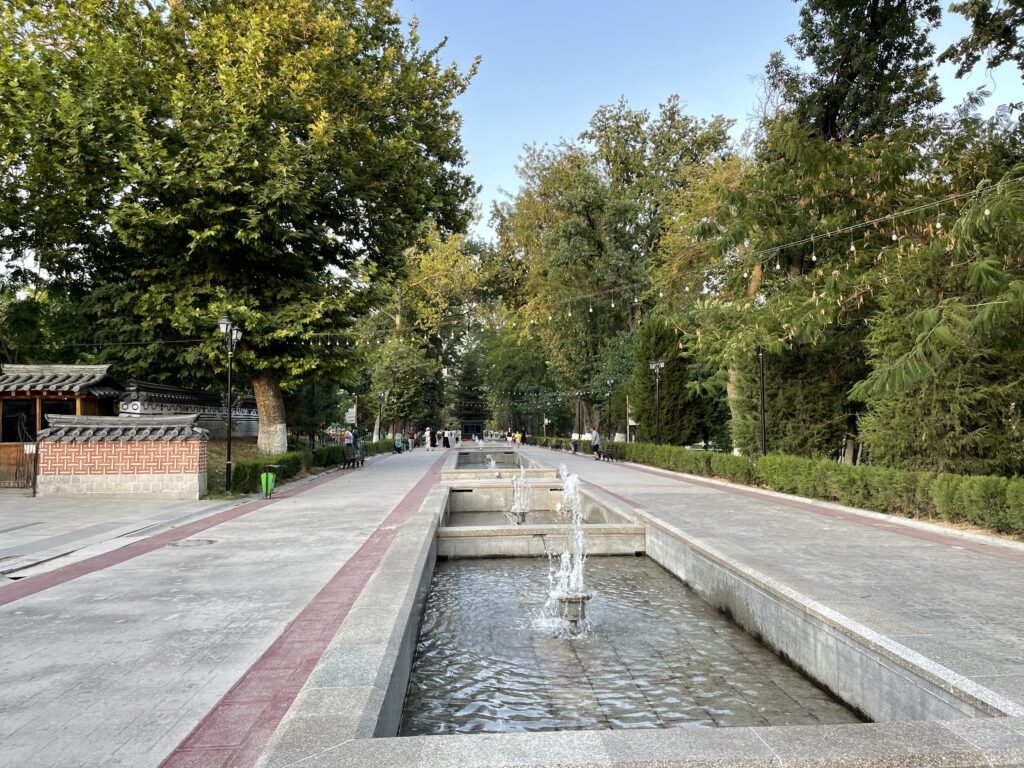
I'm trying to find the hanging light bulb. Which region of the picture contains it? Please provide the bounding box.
[610,300,615,308]
[774,261,780,270]
[850,243,856,252]
[891,232,898,241]
[743,270,749,278]
[588,304,593,313]
[984,208,990,217]
[659,291,664,298]
[684,286,689,292]
[811,252,817,263]
[548,314,553,321]
[936,220,942,230]
[567,309,572,317]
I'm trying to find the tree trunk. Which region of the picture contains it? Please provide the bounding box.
[252,369,288,455]
[372,391,389,442]
[726,264,764,449]
[842,413,858,465]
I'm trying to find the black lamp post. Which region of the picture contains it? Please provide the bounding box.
[757,345,767,457]
[574,390,585,439]
[218,316,243,492]
[605,377,615,438]
[649,359,665,444]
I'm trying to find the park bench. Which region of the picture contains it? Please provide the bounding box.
[551,440,562,451]
[601,444,621,462]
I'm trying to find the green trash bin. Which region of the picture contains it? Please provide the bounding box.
[260,464,280,498]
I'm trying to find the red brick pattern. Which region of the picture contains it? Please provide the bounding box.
[38,440,207,476]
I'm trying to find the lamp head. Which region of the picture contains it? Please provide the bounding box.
[232,326,243,344]
[218,316,231,336]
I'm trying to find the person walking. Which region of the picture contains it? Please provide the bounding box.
[442,429,451,449]
[428,427,437,451]
[590,427,601,460]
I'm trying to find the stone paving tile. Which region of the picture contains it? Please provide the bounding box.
[0,451,442,768]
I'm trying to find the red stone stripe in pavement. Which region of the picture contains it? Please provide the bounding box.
[160,452,448,768]
[588,462,1024,565]
[0,461,389,608]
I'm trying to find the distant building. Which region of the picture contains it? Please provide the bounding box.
[118,379,258,439]
[0,364,122,487]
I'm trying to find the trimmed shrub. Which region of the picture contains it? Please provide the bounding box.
[312,445,344,466]
[611,439,1023,538]
[362,439,395,457]
[709,453,756,484]
[232,450,307,493]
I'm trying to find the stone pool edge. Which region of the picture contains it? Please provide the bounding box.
[256,483,1024,768]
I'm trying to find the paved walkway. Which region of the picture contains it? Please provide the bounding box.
[0,495,238,577]
[525,447,1024,709]
[0,449,445,768]
[2,444,1023,768]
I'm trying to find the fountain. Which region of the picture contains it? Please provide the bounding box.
[504,467,530,525]
[485,454,497,470]
[546,465,591,635]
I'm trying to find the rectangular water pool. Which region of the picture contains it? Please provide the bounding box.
[400,556,863,735]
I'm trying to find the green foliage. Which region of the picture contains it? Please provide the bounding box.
[312,445,344,467]
[854,170,1024,476]
[941,1,1024,85]
[231,450,307,493]
[767,0,942,140]
[0,0,476,447]
[362,439,395,457]
[630,318,727,446]
[490,96,731,422]
[369,336,440,431]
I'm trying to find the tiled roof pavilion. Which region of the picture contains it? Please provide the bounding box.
[0,364,122,398]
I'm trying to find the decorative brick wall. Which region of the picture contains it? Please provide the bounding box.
[35,415,209,500]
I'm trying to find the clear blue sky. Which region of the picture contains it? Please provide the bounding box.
[392,1,1024,239]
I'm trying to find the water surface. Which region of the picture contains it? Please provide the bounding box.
[401,557,862,735]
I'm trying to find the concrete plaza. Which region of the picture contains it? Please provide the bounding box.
[1,446,1023,767]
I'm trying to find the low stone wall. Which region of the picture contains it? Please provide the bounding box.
[36,415,208,500]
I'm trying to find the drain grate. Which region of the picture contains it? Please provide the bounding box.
[169,539,217,548]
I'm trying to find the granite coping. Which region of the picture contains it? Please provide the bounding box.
[635,509,1024,720]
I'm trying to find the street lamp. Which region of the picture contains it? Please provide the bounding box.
[605,377,615,439]
[757,345,767,457]
[218,316,243,492]
[649,359,665,444]
[574,390,586,440]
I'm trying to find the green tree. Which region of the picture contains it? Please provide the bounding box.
[941,0,1024,88]
[766,0,942,140]
[369,336,439,441]
[0,0,476,453]
[492,97,731,418]
[852,164,1024,474]
[630,318,723,446]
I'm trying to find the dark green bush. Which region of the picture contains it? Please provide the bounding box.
[232,450,307,493]
[609,439,1024,537]
[709,453,756,484]
[312,445,344,466]
[362,439,394,457]
[954,475,1009,530]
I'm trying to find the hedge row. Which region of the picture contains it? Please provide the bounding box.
[536,438,1024,537]
[756,455,1024,536]
[232,451,307,494]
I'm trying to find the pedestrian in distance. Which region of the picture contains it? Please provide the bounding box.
[442,429,451,449]
[590,427,601,460]
[428,427,437,451]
